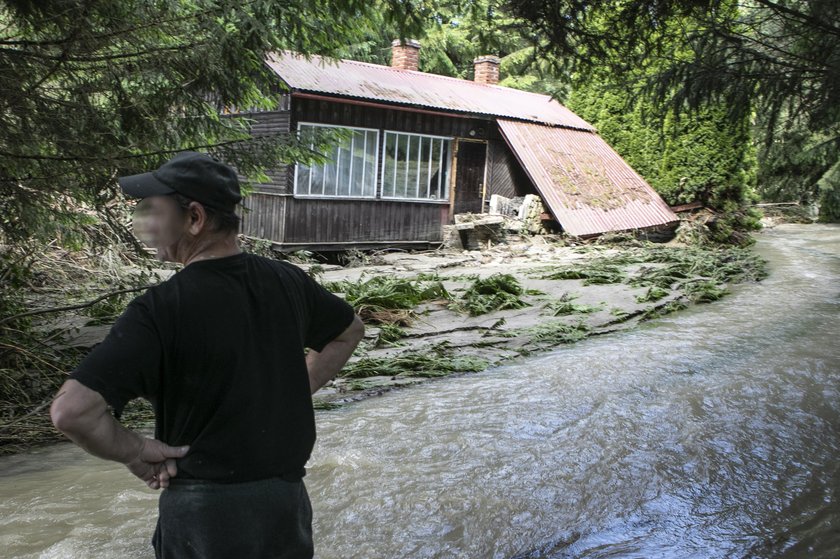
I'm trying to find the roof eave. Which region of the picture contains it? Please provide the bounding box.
[289,90,595,131]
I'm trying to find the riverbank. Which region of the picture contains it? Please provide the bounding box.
[0,232,767,453]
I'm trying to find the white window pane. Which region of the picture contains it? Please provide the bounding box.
[396,134,409,198]
[428,140,442,200]
[439,140,451,200]
[417,136,430,199]
[365,130,377,196]
[310,163,324,195]
[295,124,378,198]
[296,164,311,195]
[338,142,352,196]
[383,133,396,197]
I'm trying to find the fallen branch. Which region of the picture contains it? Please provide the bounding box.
[0,397,55,431]
[0,285,152,326]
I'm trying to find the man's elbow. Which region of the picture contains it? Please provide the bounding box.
[49,381,102,435]
[50,396,80,435]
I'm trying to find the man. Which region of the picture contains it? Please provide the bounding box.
[50,151,364,558]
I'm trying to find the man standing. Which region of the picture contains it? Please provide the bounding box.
[50,151,364,558]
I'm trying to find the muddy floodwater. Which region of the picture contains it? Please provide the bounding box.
[1,224,838,558]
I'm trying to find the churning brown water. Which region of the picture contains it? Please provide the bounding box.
[1,224,838,559]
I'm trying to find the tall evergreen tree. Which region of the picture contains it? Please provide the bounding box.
[505,0,840,220]
[0,0,423,249]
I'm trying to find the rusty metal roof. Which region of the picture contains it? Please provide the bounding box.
[266,52,594,131]
[498,119,679,237]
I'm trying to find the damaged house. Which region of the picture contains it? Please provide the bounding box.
[239,40,678,250]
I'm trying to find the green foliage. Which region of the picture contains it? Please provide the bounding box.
[513,321,590,354]
[507,0,840,220]
[82,292,133,325]
[756,110,840,222]
[817,171,840,222]
[538,263,626,285]
[544,294,601,316]
[340,344,488,379]
[635,286,669,304]
[0,0,424,247]
[452,273,529,316]
[567,66,757,211]
[376,323,406,346]
[325,275,450,325]
[683,280,728,304]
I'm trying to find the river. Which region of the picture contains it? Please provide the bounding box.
[1,223,838,558]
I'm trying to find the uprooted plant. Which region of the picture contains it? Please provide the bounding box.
[325,275,450,326]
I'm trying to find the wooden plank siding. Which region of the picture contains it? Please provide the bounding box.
[240,192,287,242]
[282,198,448,245]
[485,137,537,199]
[244,110,293,194]
[292,96,493,139]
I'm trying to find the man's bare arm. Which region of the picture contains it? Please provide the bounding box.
[50,380,188,489]
[307,316,365,394]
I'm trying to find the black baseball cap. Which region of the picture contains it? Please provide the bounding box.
[118,151,242,211]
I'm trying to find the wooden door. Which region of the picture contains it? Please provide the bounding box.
[453,141,487,215]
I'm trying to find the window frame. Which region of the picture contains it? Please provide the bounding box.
[380,130,453,204]
[293,122,380,200]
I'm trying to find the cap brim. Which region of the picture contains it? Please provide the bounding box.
[117,171,175,199]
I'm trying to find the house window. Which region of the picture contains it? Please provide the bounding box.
[381,132,452,202]
[294,123,379,198]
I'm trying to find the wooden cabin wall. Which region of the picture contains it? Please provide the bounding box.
[279,97,490,246]
[292,97,491,139]
[241,193,287,241]
[486,138,537,199]
[282,198,448,245]
[241,96,511,247]
[245,110,293,194]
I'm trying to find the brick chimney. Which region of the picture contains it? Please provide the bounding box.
[391,39,421,71]
[473,55,501,85]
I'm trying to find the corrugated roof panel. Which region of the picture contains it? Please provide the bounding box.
[498,119,679,237]
[266,52,595,131]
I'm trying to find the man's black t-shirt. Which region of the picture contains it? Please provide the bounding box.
[70,253,355,483]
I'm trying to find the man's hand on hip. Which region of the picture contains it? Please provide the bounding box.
[125,438,190,490]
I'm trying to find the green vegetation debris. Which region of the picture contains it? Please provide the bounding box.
[683,280,729,303]
[452,274,530,316]
[514,321,590,354]
[340,345,488,380]
[313,401,343,411]
[376,323,406,346]
[326,275,449,325]
[544,293,601,316]
[635,286,670,303]
[539,263,626,285]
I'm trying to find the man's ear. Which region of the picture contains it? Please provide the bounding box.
[186,201,208,235]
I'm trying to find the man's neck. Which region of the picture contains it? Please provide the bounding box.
[181,235,241,267]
